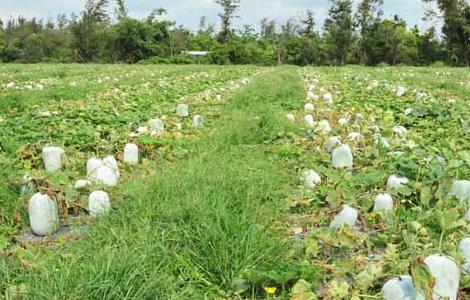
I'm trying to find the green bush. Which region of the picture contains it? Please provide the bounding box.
[138,55,198,65]
[376,62,390,68]
[432,61,447,68]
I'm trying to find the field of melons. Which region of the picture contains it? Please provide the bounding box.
[0,64,469,299]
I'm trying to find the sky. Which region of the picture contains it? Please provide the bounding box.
[0,0,440,32]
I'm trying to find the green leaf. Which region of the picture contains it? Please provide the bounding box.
[459,151,470,167]
[291,279,317,300]
[447,160,464,169]
[436,209,459,232]
[305,237,319,258]
[410,256,435,299]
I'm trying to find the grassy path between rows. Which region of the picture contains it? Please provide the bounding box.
[2,67,318,299]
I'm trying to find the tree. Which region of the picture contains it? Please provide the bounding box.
[88,0,110,24]
[0,0,459,66]
[0,19,5,61]
[365,16,419,65]
[300,10,316,38]
[57,14,68,31]
[324,0,354,65]
[355,0,383,64]
[70,0,110,62]
[260,18,276,41]
[277,18,301,65]
[190,16,217,51]
[416,27,446,64]
[260,18,279,64]
[215,0,240,43]
[297,10,326,65]
[423,0,470,65]
[198,16,207,35]
[116,0,128,20]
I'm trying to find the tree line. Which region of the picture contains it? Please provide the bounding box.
[0,0,468,66]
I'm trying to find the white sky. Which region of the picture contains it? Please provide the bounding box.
[0,0,439,32]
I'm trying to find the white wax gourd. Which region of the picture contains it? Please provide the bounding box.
[369,125,380,133]
[354,113,364,122]
[382,276,425,300]
[450,180,470,203]
[124,143,139,165]
[90,166,118,186]
[317,120,331,134]
[29,193,59,236]
[42,146,65,172]
[459,238,470,261]
[424,254,459,300]
[326,136,341,153]
[393,126,408,138]
[404,108,414,115]
[304,103,314,112]
[427,155,446,167]
[148,118,165,133]
[387,175,409,191]
[87,157,103,176]
[286,113,295,122]
[75,180,91,190]
[304,115,315,128]
[323,92,333,104]
[301,170,321,190]
[396,86,406,97]
[374,135,390,148]
[176,104,189,117]
[459,238,470,272]
[330,204,358,229]
[88,191,111,217]
[373,193,394,212]
[347,132,361,141]
[416,92,425,100]
[306,91,315,101]
[193,115,203,128]
[332,144,353,169]
[338,117,349,126]
[103,156,120,178]
[136,126,148,135]
[465,208,470,222]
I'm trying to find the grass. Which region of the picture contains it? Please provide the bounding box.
[1,67,320,299]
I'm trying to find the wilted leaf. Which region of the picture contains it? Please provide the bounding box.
[355,262,383,291]
[326,279,350,300]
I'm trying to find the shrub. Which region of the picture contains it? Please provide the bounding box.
[432,61,446,68]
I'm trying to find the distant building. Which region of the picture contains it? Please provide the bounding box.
[182,51,210,57]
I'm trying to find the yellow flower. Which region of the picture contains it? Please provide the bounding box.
[263,286,277,294]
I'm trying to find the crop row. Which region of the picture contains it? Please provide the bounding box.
[273,67,470,298]
[0,65,260,236]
